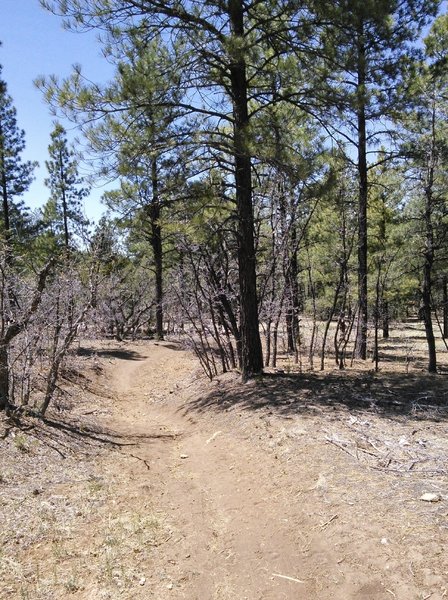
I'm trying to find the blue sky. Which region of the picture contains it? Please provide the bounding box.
[1,0,115,223]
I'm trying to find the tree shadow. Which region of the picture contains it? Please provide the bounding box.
[185,370,448,423]
[153,341,186,352]
[1,410,181,461]
[41,417,179,446]
[77,346,146,361]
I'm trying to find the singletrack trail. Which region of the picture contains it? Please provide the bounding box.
[83,340,446,600]
[103,341,323,599]
[98,341,389,600]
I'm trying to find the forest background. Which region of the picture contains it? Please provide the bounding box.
[1,0,448,415]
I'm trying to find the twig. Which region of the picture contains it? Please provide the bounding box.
[325,436,357,460]
[318,514,338,529]
[272,573,305,584]
[206,431,222,444]
[128,453,150,470]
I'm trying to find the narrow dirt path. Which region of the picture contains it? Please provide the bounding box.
[87,340,447,600]
[102,342,315,599]
[98,341,368,600]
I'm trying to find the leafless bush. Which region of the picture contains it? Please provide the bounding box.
[93,268,154,340]
[1,251,98,416]
[166,240,240,380]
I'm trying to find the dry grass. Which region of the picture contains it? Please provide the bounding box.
[268,318,448,374]
[0,358,173,600]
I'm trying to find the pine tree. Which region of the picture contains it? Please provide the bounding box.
[312,0,440,359]
[43,122,89,249]
[40,0,303,379]
[90,39,186,341]
[0,66,36,247]
[399,17,448,373]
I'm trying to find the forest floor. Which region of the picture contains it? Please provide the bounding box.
[1,335,448,599]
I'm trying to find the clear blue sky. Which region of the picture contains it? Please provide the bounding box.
[1,0,115,223]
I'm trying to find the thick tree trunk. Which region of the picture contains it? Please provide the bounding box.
[150,158,164,341]
[355,25,368,360]
[229,0,263,380]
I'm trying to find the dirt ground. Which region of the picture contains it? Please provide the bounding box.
[1,338,447,599]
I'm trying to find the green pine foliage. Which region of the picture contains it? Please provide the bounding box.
[42,122,89,249]
[0,67,37,247]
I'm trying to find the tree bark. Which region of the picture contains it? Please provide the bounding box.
[422,251,436,373]
[150,157,164,341]
[59,150,70,248]
[443,276,448,339]
[229,0,263,380]
[0,121,11,240]
[422,197,437,373]
[382,298,389,339]
[285,226,300,357]
[421,102,437,374]
[355,23,368,360]
[0,343,9,410]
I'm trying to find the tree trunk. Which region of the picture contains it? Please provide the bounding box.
[321,276,343,371]
[0,120,11,242]
[355,24,368,360]
[373,262,382,372]
[285,228,300,358]
[150,157,164,341]
[59,151,70,248]
[421,101,437,374]
[229,0,263,380]
[422,255,436,373]
[0,343,9,410]
[382,298,389,339]
[422,200,437,373]
[443,276,448,339]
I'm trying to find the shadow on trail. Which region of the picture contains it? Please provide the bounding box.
[77,346,146,361]
[2,411,182,461]
[154,342,185,352]
[185,370,448,423]
[42,417,180,445]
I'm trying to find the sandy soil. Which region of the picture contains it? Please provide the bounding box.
[1,339,447,599]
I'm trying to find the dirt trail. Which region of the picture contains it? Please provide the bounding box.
[2,339,447,599]
[96,340,438,600]
[103,342,327,599]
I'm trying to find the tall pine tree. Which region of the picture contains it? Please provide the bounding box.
[43,122,89,249]
[40,0,305,379]
[0,66,36,247]
[312,0,440,359]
